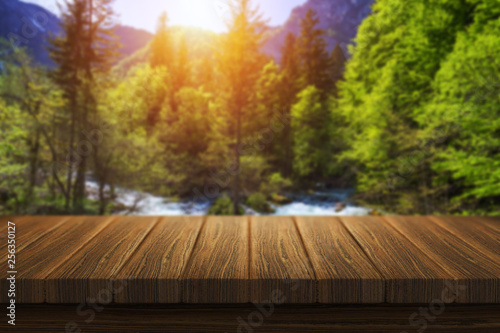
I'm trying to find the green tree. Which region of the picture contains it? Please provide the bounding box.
[174,36,191,90]
[278,33,301,176]
[217,0,267,214]
[418,1,500,215]
[0,42,65,213]
[150,12,174,69]
[329,44,346,96]
[48,0,119,212]
[292,86,331,179]
[337,0,493,214]
[297,9,331,95]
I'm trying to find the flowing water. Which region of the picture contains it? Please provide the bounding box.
[86,181,369,216]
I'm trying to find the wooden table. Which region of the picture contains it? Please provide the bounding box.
[1,216,499,332]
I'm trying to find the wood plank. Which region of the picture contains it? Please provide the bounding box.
[2,216,114,303]
[295,216,384,303]
[0,216,72,304]
[384,216,500,303]
[428,216,500,258]
[181,216,248,303]
[5,305,500,333]
[115,216,204,304]
[340,216,455,303]
[0,216,70,253]
[250,216,315,303]
[475,216,500,233]
[45,216,158,303]
[0,215,12,234]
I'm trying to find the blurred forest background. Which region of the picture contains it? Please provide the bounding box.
[0,0,499,216]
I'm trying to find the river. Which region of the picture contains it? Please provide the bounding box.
[86,181,369,216]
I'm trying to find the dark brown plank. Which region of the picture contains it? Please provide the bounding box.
[115,216,204,303]
[250,216,315,303]
[45,216,158,303]
[296,216,384,303]
[384,216,500,303]
[3,305,500,333]
[0,215,12,234]
[3,216,114,303]
[475,216,500,233]
[429,216,500,258]
[0,216,70,253]
[340,216,455,303]
[181,216,248,303]
[0,216,72,304]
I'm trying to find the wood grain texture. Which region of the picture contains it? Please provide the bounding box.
[250,216,315,303]
[340,216,456,303]
[475,216,500,233]
[45,216,158,303]
[296,216,384,303]
[384,216,500,303]
[428,216,500,258]
[181,216,248,303]
[0,216,71,303]
[115,216,204,303]
[3,305,499,333]
[6,216,114,303]
[0,216,69,253]
[1,215,499,305]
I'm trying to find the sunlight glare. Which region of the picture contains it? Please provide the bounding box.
[170,0,228,32]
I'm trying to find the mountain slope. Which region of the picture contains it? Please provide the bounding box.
[263,0,374,60]
[0,0,61,66]
[0,0,153,67]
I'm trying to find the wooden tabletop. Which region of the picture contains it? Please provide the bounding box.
[0,216,499,304]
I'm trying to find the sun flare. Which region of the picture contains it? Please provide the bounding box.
[170,0,227,32]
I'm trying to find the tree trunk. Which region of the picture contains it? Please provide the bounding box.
[233,105,242,215]
[28,128,40,198]
[65,94,76,211]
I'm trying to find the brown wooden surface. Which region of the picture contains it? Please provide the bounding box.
[1,216,113,303]
[2,305,499,333]
[428,216,500,258]
[115,216,203,303]
[295,216,384,303]
[340,216,456,303]
[385,216,500,303]
[475,216,500,233]
[44,216,157,303]
[182,216,249,303]
[250,216,316,303]
[1,215,499,305]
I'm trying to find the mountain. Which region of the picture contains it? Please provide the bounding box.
[0,0,153,67]
[0,0,61,66]
[114,25,154,61]
[114,26,216,77]
[263,0,374,60]
[1,0,373,68]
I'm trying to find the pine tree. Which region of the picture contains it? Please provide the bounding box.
[48,0,118,212]
[150,12,174,69]
[297,8,331,95]
[278,33,301,176]
[174,36,191,90]
[329,44,346,96]
[217,0,267,214]
[291,86,332,180]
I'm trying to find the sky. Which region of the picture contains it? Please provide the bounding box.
[26,0,307,33]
